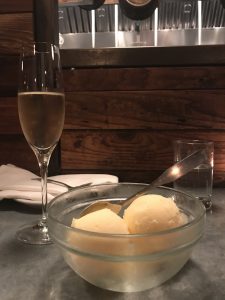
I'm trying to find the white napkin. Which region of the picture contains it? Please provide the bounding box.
[0,164,119,204]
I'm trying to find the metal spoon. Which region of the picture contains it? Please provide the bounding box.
[80,149,207,217]
[32,178,92,191]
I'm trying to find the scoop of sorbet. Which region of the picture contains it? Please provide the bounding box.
[71,208,129,234]
[123,194,185,234]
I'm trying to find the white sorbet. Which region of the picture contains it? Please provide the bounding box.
[71,208,129,234]
[123,194,185,234]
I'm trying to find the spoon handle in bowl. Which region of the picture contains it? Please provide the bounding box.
[120,149,206,212]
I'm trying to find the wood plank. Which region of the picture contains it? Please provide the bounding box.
[2,89,225,133]
[0,135,61,175]
[0,56,19,96]
[60,130,225,176]
[0,97,21,134]
[60,169,164,184]
[63,66,225,91]
[64,90,225,130]
[60,169,225,187]
[0,135,40,174]
[0,0,32,13]
[2,63,225,94]
[61,46,225,68]
[0,13,33,55]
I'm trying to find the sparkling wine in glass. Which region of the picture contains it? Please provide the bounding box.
[16,42,65,245]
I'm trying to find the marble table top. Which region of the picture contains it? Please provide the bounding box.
[1,189,225,300]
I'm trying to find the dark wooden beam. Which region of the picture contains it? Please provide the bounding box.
[61,45,225,68]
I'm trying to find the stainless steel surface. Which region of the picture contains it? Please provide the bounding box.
[59,0,225,49]
[80,149,206,217]
[60,28,225,48]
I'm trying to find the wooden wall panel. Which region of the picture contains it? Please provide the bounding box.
[64,90,225,130]
[0,0,225,186]
[0,57,18,95]
[0,13,33,55]
[62,65,225,185]
[0,97,21,134]
[5,65,225,96]
[0,135,38,173]
[0,135,61,175]
[60,130,225,183]
[63,66,225,91]
[0,0,32,13]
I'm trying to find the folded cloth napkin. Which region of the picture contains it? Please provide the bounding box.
[0,164,119,204]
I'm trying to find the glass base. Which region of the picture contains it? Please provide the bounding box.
[16,221,52,245]
[199,196,212,211]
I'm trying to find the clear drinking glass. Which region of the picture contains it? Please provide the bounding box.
[16,42,65,244]
[174,139,214,210]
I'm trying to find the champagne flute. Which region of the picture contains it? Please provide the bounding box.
[16,42,65,245]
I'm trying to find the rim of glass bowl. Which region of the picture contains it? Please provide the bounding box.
[47,183,206,239]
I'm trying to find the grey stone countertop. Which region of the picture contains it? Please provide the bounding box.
[1,190,225,300]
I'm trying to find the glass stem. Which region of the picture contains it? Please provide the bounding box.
[34,148,54,228]
[39,155,49,224]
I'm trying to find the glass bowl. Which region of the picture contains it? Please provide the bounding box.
[47,183,205,293]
